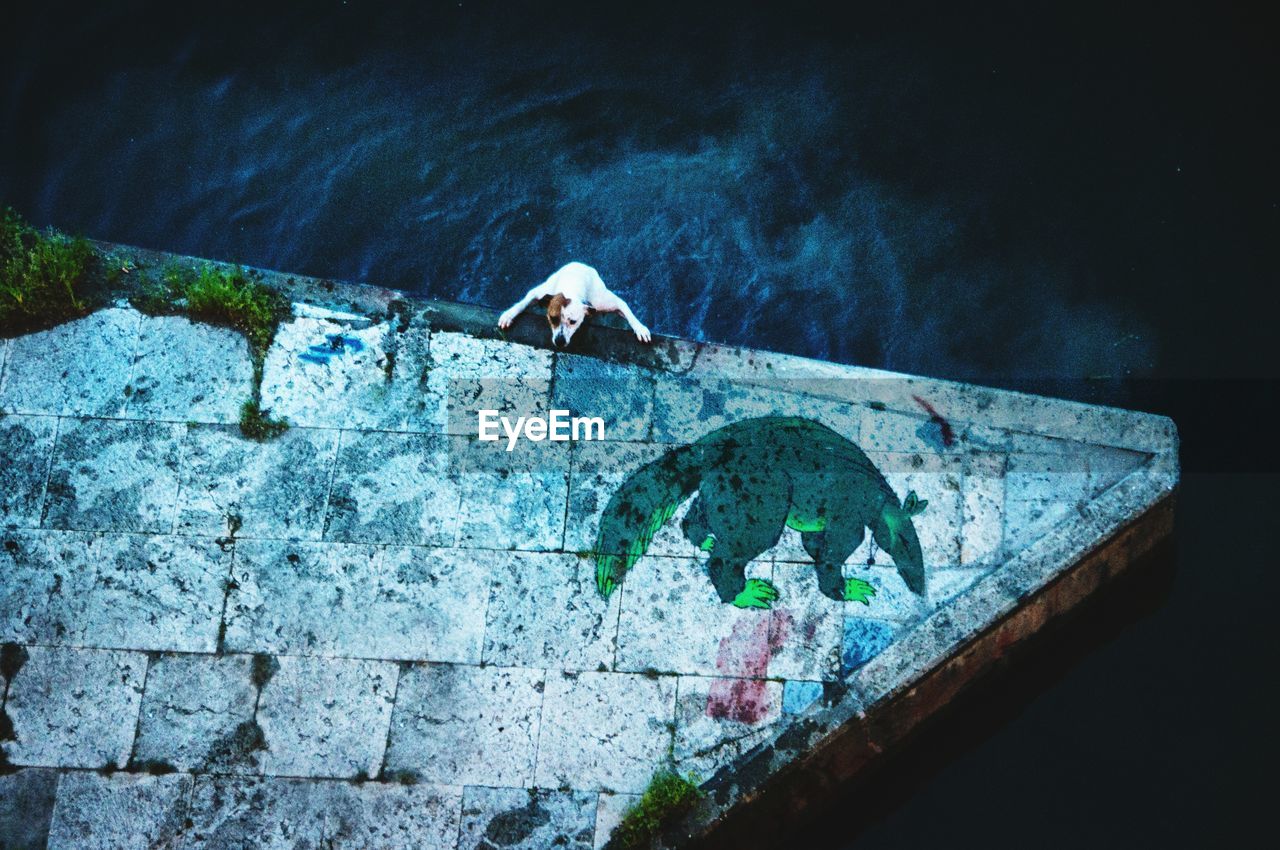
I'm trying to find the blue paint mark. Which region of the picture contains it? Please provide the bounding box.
[782,680,824,715]
[841,618,897,675]
[299,333,365,366]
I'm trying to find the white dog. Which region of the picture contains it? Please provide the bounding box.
[497,262,651,348]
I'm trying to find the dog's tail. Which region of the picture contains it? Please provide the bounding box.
[593,442,706,599]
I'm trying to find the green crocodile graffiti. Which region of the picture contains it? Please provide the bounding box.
[593,416,928,609]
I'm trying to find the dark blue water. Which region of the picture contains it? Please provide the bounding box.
[5,1,1271,392]
[2,3,1275,846]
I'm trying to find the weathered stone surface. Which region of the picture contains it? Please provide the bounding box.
[594,792,641,850]
[483,551,621,671]
[0,530,228,653]
[125,314,253,423]
[458,786,596,850]
[42,418,184,533]
[260,316,436,431]
[0,768,60,850]
[425,331,553,435]
[225,541,488,662]
[615,556,773,677]
[674,674,783,779]
[652,373,861,444]
[323,431,465,546]
[184,776,464,849]
[553,353,656,441]
[456,437,570,551]
[175,424,340,540]
[0,414,57,529]
[535,671,678,794]
[132,653,259,772]
[46,771,192,850]
[3,646,147,769]
[0,307,140,417]
[256,655,398,778]
[384,663,544,787]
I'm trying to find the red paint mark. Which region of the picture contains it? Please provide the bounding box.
[706,611,792,724]
[912,394,955,447]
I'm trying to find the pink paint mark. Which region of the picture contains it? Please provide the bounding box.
[912,394,955,447]
[706,610,793,724]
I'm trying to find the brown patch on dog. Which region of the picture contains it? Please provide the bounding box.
[547,293,570,328]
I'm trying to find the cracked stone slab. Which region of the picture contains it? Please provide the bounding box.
[458,786,596,850]
[615,555,774,677]
[175,424,340,540]
[0,307,141,417]
[46,771,192,850]
[260,316,437,431]
[323,431,465,546]
[534,671,678,794]
[0,530,228,653]
[674,674,783,779]
[256,655,399,778]
[384,663,544,787]
[184,776,464,850]
[0,768,60,850]
[426,331,553,434]
[124,314,254,423]
[42,418,185,533]
[225,541,488,662]
[3,645,147,769]
[483,551,621,672]
[552,353,656,441]
[456,437,569,551]
[0,413,57,529]
[652,373,861,444]
[132,653,260,772]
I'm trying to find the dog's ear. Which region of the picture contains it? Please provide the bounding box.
[547,293,569,324]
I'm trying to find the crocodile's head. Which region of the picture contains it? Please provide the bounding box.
[872,490,927,594]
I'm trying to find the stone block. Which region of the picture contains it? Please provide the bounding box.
[3,646,147,769]
[42,418,184,533]
[425,331,553,434]
[323,431,465,546]
[615,555,773,677]
[552,353,656,441]
[46,771,191,850]
[534,671,677,794]
[0,530,228,653]
[256,655,398,778]
[458,786,596,850]
[0,307,140,417]
[383,663,544,787]
[175,424,340,540]
[456,437,569,551]
[125,314,253,423]
[0,414,57,529]
[482,551,621,672]
[132,653,259,772]
[225,541,488,662]
[0,768,60,850]
[184,776,463,849]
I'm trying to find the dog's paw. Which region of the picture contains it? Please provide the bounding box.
[497,308,520,330]
[634,324,652,343]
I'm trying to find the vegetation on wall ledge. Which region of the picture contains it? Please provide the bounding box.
[0,207,102,335]
[607,769,703,849]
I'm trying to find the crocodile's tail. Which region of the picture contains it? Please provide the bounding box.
[593,442,704,599]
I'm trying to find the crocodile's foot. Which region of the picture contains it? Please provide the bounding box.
[732,578,780,609]
[842,577,877,605]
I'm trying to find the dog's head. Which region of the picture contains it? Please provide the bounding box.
[547,294,589,348]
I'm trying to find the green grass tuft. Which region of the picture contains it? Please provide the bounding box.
[1,207,98,334]
[608,770,702,849]
[240,398,289,441]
